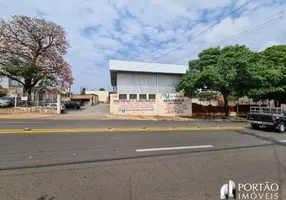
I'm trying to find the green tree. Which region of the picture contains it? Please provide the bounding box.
[197,91,219,101]
[0,90,7,98]
[247,45,286,106]
[99,88,105,91]
[80,88,86,95]
[66,92,73,96]
[177,45,254,116]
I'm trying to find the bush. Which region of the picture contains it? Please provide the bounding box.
[0,90,8,98]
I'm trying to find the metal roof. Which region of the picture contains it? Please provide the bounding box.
[71,94,97,100]
[109,60,188,74]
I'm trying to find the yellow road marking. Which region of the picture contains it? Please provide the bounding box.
[0,126,248,134]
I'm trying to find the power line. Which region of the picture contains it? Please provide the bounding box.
[219,11,286,45]
[170,9,286,62]
[133,0,255,71]
[169,9,286,63]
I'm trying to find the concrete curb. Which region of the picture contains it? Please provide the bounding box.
[0,115,248,121]
[0,126,248,134]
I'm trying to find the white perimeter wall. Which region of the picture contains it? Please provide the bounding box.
[117,72,182,93]
[110,93,192,116]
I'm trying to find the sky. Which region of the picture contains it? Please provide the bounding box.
[1,0,286,93]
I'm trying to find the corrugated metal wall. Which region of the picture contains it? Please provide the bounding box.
[0,77,9,88]
[0,77,22,88]
[117,72,182,93]
[157,74,181,93]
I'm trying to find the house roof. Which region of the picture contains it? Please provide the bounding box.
[109,60,188,74]
[71,94,97,100]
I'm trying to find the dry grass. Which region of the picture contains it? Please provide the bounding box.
[0,108,53,119]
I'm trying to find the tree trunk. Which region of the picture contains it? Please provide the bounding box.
[23,85,32,107]
[23,86,32,99]
[222,94,229,117]
[274,99,278,107]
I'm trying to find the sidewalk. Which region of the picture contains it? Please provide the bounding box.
[0,108,53,119]
[0,108,247,122]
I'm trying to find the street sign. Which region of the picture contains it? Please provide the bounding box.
[21,96,28,101]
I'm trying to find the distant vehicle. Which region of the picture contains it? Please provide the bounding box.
[247,106,286,133]
[45,103,66,113]
[0,96,14,107]
[65,102,81,110]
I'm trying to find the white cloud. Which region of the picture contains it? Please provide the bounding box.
[258,40,281,52]
[94,37,122,49]
[120,33,135,43]
[204,17,251,45]
[1,0,286,92]
[121,18,142,35]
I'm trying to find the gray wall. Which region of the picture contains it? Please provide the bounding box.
[0,77,9,88]
[117,72,182,93]
[8,78,22,88]
[0,77,22,88]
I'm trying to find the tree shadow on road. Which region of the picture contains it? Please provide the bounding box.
[37,195,55,200]
[234,129,286,147]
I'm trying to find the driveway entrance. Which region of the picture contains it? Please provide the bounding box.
[64,104,110,118]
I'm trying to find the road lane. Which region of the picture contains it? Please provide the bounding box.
[135,145,214,152]
[1,129,286,170]
[0,145,285,200]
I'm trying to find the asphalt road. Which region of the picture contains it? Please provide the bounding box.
[1,129,286,199]
[0,119,248,129]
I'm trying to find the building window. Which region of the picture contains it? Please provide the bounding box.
[139,94,147,100]
[119,94,127,100]
[129,94,137,100]
[11,80,19,85]
[148,94,156,100]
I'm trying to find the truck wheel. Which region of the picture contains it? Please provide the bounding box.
[251,123,259,129]
[277,122,285,133]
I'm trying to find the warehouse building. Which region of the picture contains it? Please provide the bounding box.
[109,60,192,116]
[109,60,188,94]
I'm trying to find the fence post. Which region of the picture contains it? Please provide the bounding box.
[36,91,39,109]
[57,93,61,114]
[44,92,46,107]
[14,96,17,108]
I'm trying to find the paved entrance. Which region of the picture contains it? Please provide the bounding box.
[64,104,110,117]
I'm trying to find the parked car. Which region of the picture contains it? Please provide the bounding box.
[247,106,286,133]
[65,102,81,109]
[45,103,66,113]
[0,96,14,107]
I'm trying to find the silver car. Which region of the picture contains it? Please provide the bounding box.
[0,96,14,107]
[45,103,66,113]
